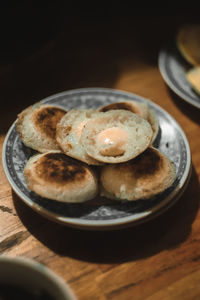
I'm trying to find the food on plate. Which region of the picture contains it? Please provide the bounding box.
[98,101,149,119]
[147,108,159,143]
[15,98,176,203]
[81,109,153,163]
[176,23,200,66]
[100,147,176,201]
[186,66,200,95]
[56,109,103,165]
[16,103,66,153]
[24,151,98,203]
[98,101,159,143]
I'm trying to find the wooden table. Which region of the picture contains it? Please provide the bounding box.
[1,14,200,300]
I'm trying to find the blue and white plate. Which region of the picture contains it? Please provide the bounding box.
[158,43,200,109]
[2,88,191,230]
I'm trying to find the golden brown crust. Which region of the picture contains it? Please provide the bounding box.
[99,102,141,114]
[98,101,148,119]
[16,104,67,153]
[34,152,87,185]
[32,106,66,139]
[100,147,176,201]
[119,147,163,178]
[24,151,99,202]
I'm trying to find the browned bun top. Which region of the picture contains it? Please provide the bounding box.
[100,147,176,201]
[98,101,148,119]
[99,102,140,114]
[16,103,67,153]
[24,151,99,202]
[34,152,87,185]
[33,106,66,139]
[119,147,163,178]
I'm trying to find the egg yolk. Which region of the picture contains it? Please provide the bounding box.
[96,127,128,156]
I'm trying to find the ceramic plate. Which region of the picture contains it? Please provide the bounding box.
[158,43,200,109]
[2,88,191,230]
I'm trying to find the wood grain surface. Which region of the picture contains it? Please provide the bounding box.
[0,11,200,300]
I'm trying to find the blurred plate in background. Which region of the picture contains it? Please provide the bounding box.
[158,43,200,109]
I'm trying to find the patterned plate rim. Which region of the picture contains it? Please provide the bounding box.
[2,88,192,229]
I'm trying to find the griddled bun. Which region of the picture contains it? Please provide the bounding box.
[186,66,200,95]
[98,101,159,143]
[16,103,66,153]
[81,110,153,163]
[24,151,98,203]
[100,147,176,201]
[176,23,200,66]
[147,108,159,143]
[56,109,103,165]
[98,101,149,119]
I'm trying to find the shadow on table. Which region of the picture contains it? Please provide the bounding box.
[12,164,199,264]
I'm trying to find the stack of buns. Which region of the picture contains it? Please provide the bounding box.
[176,23,200,95]
[16,100,176,203]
